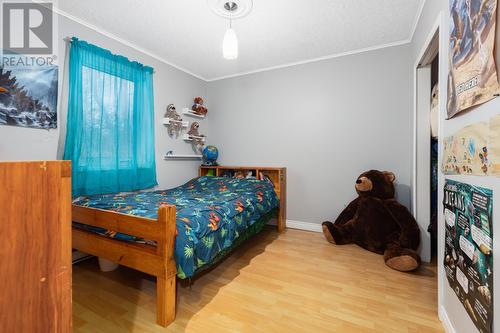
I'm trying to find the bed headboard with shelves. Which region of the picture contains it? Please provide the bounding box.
[199,165,286,232]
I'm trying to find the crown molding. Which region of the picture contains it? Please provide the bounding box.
[53,7,209,81]
[54,2,425,82]
[409,0,427,42]
[206,39,411,81]
[208,0,426,82]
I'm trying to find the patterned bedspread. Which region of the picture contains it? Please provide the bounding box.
[72,176,279,279]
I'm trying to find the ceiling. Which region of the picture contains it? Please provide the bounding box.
[57,0,424,81]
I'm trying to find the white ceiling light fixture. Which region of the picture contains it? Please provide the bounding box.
[208,0,253,60]
[222,2,238,60]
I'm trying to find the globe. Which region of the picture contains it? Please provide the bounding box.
[202,145,219,165]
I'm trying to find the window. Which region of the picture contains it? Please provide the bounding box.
[79,66,135,170]
[64,38,156,196]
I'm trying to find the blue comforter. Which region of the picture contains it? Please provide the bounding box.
[72,176,279,278]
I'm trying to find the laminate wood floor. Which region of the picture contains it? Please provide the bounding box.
[73,227,444,333]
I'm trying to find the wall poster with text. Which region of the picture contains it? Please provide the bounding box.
[444,179,493,333]
[447,0,500,118]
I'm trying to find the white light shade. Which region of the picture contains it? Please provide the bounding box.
[223,28,238,60]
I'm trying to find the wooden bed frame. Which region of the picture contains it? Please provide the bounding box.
[72,166,286,327]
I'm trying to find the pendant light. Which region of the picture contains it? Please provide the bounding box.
[208,0,252,60]
[222,2,238,60]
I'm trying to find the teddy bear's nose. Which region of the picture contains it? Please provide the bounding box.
[356,179,362,184]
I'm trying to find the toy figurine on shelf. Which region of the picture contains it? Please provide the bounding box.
[234,171,245,179]
[191,97,208,116]
[165,104,184,138]
[187,122,205,148]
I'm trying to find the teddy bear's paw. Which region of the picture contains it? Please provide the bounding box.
[385,255,419,272]
[321,222,336,244]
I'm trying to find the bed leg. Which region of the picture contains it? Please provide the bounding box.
[277,169,286,233]
[156,274,176,327]
[156,204,177,327]
[277,211,285,233]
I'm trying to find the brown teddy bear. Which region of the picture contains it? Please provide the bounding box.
[322,170,421,272]
[191,97,208,116]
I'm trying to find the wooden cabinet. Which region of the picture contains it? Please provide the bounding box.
[0,161,72,333]
[200,165,287,232]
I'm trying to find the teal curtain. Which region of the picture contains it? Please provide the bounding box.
[64,37,157,196]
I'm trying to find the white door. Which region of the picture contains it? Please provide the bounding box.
[414,66,432,263]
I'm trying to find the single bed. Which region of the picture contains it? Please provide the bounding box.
[71,167,286,327]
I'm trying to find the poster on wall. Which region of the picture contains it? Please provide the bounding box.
[443,114,500,176]
[447,0,500,118]
[444,180,493,333]
[0,66,58,129]
[489,114,500,175]
[442,122,489,175]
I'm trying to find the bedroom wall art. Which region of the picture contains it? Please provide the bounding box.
[488,114,500,175]
[0,66,58,129]
[442,114,500,176]
[443,179,493,333]
[447,0,500,119]
[442,121,489,175]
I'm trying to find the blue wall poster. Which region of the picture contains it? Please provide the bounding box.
[444,179,493,333]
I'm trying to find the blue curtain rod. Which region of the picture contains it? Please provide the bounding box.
[63,37,156,73]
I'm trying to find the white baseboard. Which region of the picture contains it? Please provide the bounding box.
[286,219,323,232]
[439,305,457,333]
[268,219,323,233]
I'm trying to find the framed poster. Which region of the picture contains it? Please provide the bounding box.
[447,0,500,118]
[444,180,493,333]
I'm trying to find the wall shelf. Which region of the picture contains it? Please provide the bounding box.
[182,108,206,119]
[162,117,189,127]
[183,134,206,143]
[164,150,202,160]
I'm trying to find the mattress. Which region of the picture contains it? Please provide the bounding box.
[72,176,279,279]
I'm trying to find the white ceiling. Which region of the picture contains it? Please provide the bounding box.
[57,0,424,81]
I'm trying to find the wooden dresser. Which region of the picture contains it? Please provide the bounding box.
[200,165,287,232]
[0,161,72,333]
